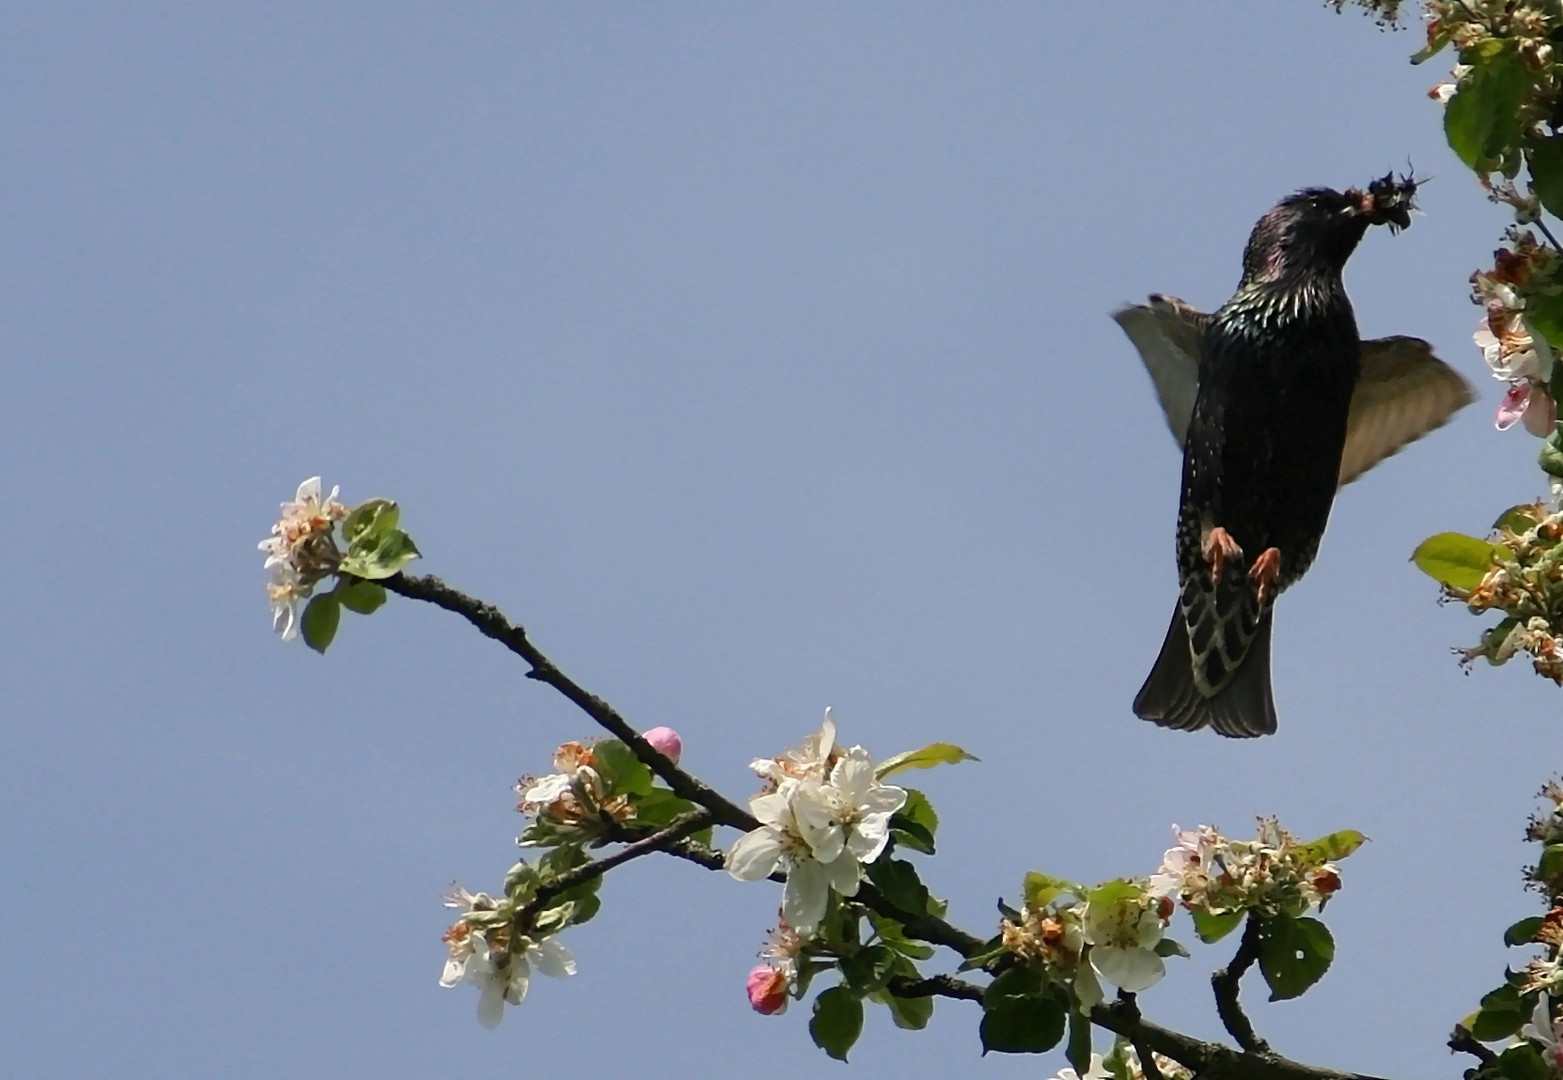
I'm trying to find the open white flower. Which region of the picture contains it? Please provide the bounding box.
[792,747,906,867]
[442,930,576,1028]
[725,781,859,931]
[1083,891,1165,993]
[266,564,304,642]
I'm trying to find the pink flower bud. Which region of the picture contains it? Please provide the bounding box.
[746,964,789,1015]
[643,726,682,764]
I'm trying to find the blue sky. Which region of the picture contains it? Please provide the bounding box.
[0,5,1548,1078]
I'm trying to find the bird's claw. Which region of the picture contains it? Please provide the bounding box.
[1249,547,1281,607]
[1201,526,1243,583]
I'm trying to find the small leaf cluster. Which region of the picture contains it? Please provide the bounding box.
[300,499,421,653]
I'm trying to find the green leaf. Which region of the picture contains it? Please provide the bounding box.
[809,987,864,1062]
[1541,429,1563,481]
[1066,1008,1094,1073]
[1024,872,1084,910]
[339,528,421,580]
[1191,908,1244,944]
[1296,829,1367,865]
[342,498,400,546]
[1154,937,1190,959]
[1411,532,1503,591]
[868,911,936,961]
[890,788,938,855]
[1483,982,1523,1011]
[1498,1043,1551,1080]
[630,788,697,827]
[1537,844,1563,883]
[876,986,934,1030]
[875,742,978,780]
[1505,916,1544,947]
[980,967,1064,1055]
[1530,137,1563,219]
[1494,504,1545,535]
[1410,22,1449,64]
[839,945,898,995]
[1256,916,1334,1001]
[537,844,590,882]
[590,739,654,797]
[866,857,933,917]
[334,579,387,615]
[1470,1004,1525,1042]
[1444,45,1530,170]
[301,593,341,654]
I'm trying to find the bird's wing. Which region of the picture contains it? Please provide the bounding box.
[1112,294,1208,445]
[1337,336,1475,486]
[1114,298,1475,487]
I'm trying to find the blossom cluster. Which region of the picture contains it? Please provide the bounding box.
[439,883,576,1028]
[1050,1043,1194,1080]
[1470,237,1558,437]
[258,477,348,640]
[516,728,685,846]
[1000,876,1172,1011]
[1147,819,1346,923]
[1450,503,1563,683]
[725,709,908,934]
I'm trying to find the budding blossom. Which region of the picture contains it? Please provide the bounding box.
[439,883,578,1027]
[258,477,349,640]
[725,710,907,932]
[746,921,802,1015]
[643,726,682,764]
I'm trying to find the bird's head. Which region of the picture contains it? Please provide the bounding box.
[1241,172,1419,283]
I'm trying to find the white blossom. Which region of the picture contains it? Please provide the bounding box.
[441,929,576,1028]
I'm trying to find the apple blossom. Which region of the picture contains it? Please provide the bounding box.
[643,726,682,764]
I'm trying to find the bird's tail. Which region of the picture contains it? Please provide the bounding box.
[1133,607,1277,738]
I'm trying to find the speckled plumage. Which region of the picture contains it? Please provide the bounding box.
[1133,178,1417,737]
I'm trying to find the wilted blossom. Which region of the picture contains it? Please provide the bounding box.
[725,710,906,932]
[438,882,578,1028]
[258,476,349,640]
[516,741,634,843]
[1000,896,1101,1009]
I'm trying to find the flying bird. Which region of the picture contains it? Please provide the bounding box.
[1117,174,1473,737]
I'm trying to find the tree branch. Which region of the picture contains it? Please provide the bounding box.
[887,973,985,1002]
[1213,914,1271,1053]
[385,572,757,831]
[1448,1024,1499,1066]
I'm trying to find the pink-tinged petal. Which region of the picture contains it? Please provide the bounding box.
[1497,383,1532,430]
[643,726,682,764]
[1524,389,1558,437]
[747,965,790,1015]
[725,827,784,881]
[782,859,830,931]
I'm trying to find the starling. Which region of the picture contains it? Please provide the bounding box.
[1117,175,1473,737]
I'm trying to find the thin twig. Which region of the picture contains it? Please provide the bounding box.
[519,810,714,923]
[1212,914,1271,1053]
[1536,217,1563,254]
[1119,993,1166,1080]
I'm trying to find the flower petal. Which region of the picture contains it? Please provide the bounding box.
[1498,383,1532,430]
[1090,944,1165,993]
[725,827,785,881]
[477,981,508,1028]
[782,859,830,931]
[529,938,577,979]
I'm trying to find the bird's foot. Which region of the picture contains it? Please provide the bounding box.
[1201,526,1244,583]
[1249,547,1282,607]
